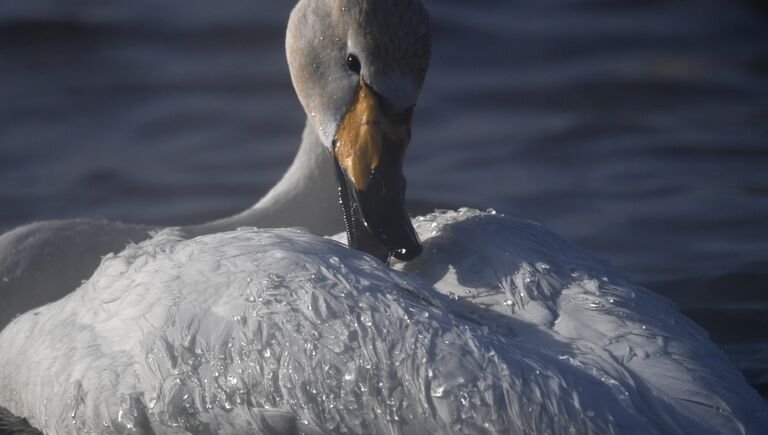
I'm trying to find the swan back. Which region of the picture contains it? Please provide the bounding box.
[2,210,766,434]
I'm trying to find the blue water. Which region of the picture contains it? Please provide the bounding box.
[0,0,767,395]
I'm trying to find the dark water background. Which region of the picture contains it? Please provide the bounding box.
[1,0,767,395]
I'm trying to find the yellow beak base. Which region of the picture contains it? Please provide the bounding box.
[333,78,409,191]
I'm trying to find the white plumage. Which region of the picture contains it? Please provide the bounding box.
[2,209,765,434]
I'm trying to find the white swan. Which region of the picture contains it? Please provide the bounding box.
[0,0,428,328]
[1,0,767,434]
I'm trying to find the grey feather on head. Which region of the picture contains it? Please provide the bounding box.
[286,0,431,146]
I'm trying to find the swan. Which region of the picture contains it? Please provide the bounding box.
[1,0,767,434]
[0,0,428,329]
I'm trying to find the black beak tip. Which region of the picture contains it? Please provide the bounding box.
[392,241,423,261]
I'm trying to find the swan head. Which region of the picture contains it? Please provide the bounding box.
[287,0,431,262]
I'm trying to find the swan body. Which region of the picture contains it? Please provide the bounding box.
[1,209,766,434]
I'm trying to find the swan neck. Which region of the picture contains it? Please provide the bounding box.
[185,120,343,236]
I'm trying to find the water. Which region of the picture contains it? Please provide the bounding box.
[0,0,766,395]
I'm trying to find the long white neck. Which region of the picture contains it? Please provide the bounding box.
[185,120,344,237]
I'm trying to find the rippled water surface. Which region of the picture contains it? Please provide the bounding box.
[1,0,767,394]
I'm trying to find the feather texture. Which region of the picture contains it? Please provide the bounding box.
[1,209,766,434]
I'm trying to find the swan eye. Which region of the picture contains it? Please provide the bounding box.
[346,54,361,74]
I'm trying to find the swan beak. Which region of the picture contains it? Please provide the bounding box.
[333,78,422,262]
